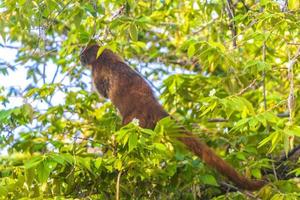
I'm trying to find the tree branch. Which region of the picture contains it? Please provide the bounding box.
[237,78,257,95]
[207,118,229,122]
[262,42,267,111]
[116,170,122,200]
[225,0,237,48]
[286,47,300,149]
[51,65,60,84]
[219,182,262,200]
[0,44,20,49]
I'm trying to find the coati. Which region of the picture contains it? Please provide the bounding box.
[80,44,266,191]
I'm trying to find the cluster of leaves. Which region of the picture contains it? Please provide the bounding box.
[0,0,300,199]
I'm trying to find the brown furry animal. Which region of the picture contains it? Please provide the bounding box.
[80,44,266,191]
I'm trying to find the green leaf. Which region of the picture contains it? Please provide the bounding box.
[0,186,8,197]
[128,132,138,152]
[37,160,56,183]
[288,0,300,10]
[129,24,138,41]
[25,168,35,187]
[60,153,74,164]
[153,143,166,152]
[0,29,6,43]
[22,103,34,122]
[116,128,130,145]
[84,3,97,17]
[96,45,107,58]
[251,168,262,179]
[114,159,122,170]
[49,153,66,165]
[236,152,246,161]
[187,43,196,58]
[286,126,300,137]
[200,174,219,186]
[0,109,12,122]
[270,194,284,200]
[141,128,155,135]
[95,158,102,169]
[79,31,90,43]
[259,131,283,152]
[25,88,38,97]
[24,156,43,169]
[78,157,92,173]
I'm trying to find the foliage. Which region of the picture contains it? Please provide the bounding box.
[0,0,300,199]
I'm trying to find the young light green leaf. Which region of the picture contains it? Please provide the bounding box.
[49,153,66,165]
[37,160,56,183]
[153,143,167,152]
[288,0,300,10]
[24,156,43,169]
[0,109,12,122]
[22,103,34,122]
[251,168,262,179]
[129,24,138,41]
[236,152,247,161]
[114,159,122,170]
[97,45,107,58]
[95,158,102,169]
[141,128,155,136]
[78,157,92,173]
[187,43,196,58]
[128,132,138,152]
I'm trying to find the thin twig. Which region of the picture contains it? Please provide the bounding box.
[204,112,291,124]
[42,63,46,84]
[287,47,300,123]
[59,65,77,83]
[282,0,288,12]
[0,44,19,49]
[262,42,267,111]
[45,0,73,29]
[262,41,278,180]
[225,0,237,48]
[0,61,16,70]
[116,170,122,200]
[207,118,229,122]
[237,78,257,95]
[111,5,125,20]
[92,0,98,37]
[219,182,262,200]
[287,42,300,46]
[51,65,60,84]
[224,19,257,47]
[102,5,125,40]
[239,0,250,11]
[277,112,289,118]
[278,144,300,162]
[192,18,218,34]
[287,47,300,149]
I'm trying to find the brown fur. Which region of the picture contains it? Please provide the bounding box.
[80,44,266,190]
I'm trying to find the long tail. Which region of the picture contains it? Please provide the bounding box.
[177,131,266,191]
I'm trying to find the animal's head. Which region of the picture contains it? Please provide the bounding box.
[80,44,100,67]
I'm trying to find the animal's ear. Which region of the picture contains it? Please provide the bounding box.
[80,45,99,66]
